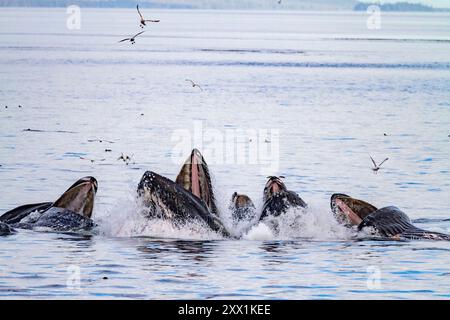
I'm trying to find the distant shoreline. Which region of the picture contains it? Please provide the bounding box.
[0,0,449,12]
[1,6,450,13]
[2,7,450,15]
[354,2,450,12]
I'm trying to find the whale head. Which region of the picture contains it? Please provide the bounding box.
[230,192,256,221]
[231,192,255,210]
[175,148,217,214]
[263,176,287,202]
[137,171,230,237]
[330,193,378,226]
[53,176,98,218]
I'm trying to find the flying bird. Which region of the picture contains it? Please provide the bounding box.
[137,5,160,28]
[79,157,105,163]
[88,139,115,144]
[370,155,389,174]
[185,79,203,91]
[118,31,145,44]
[117,153,133,165]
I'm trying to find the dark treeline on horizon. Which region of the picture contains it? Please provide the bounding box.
[354,1,449,12]
[0,0,449,11]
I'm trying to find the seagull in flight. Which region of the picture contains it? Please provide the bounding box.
[370,155,389,174]
[137,5,160,28]
[79,157,106,164]
[118,31,145,44]
[88,139,114,144]
[185,79,203,91]
[117,153,133,165]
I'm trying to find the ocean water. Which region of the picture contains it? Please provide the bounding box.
[1,8,450,299]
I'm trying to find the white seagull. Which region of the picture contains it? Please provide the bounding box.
[79,157,105,164]
[137,5,160,28]
[370,155,389,174]
[117,153,133,165]
[118,31,145,45]
[185,79,203,91]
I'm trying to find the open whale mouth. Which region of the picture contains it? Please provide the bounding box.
[263,176,287,201]
[53,176,97,218]
[175,149,217,214]
[330,193,378,226]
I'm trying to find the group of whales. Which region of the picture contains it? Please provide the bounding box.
[1,149,450,241]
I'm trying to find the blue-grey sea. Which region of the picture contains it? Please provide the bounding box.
[1,8,450,299]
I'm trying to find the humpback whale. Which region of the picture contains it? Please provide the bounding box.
[137,171,230,237]
[0,222,13,236]
[331,193,450,241]
[0,177,97,233]
[136,148,230,236]
[230,192,256,221]
[260,176,307,220]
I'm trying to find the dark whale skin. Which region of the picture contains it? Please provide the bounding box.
[138,171,230,237]
[0,222,13,236]
[0,176,97,233]
[260,190,307,220]
[0,202,53,224]
[359,206,450,241]
[10,207,95,232]
[32,207,95,232]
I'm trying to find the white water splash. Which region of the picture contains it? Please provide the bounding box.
[96,187,224,240]
[243,223,274,240]
[242,203,354,241]
[95,181,354,241]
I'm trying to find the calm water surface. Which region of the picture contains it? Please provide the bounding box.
[1,8,450,299]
